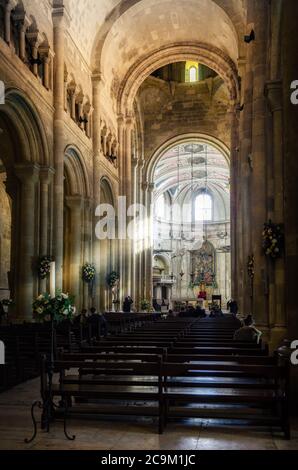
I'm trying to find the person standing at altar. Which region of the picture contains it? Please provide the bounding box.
[123,296,133,313]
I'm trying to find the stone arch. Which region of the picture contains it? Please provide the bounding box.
[0,87,49,319]
[64,146,90,198]
[0,88,50,168]
[145,132,230,190]
[63,146,91,308]
[153,254,171,274]
[90,0,246,72]
[100,176,115,206]
[117,43,240,116]
[98,176,117,312]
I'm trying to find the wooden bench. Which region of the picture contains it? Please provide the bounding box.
[162,361,290,438]
[41,355,164,434]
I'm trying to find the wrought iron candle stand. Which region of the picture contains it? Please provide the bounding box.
[25,318,76,444]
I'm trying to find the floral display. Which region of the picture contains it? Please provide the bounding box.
[33,292,76,323]
[107,271,120,288]
[247,255,254,279]
[82,263,96,283]
[38,256,52,279]
[262,221,284,259]
[140,299,151,312]
[0,299,13,307]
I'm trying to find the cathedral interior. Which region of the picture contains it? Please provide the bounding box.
[0,0,298,453]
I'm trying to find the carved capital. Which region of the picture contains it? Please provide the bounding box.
[52,1,71,28]
[40,167,55,184]
[14,163,40,184]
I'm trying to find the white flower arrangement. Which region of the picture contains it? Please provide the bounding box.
[33,292,75,323]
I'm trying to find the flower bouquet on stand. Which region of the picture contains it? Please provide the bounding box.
[140,299,151,313]
[26,292,76,444]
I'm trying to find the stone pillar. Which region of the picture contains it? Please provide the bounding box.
[91,72,103,310]
[39,167,55,293]
[227,104,239,302]
[250,0,270,329]
[65,196,83,309]
[239,46,254,315]
[83,198,93,308]
[131,157,138,304]
[266,80,286,345]
[124,117,133,297]
[144,182,154,301]
[4,0,17,45]
[11,9,30,60]
[15,164,40,321]
[52,2,69,290]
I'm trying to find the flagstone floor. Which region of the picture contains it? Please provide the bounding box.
[0,378,297,450]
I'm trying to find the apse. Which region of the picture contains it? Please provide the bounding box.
[152,140,231,306]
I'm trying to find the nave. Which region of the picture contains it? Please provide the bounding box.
[0,313,295,450]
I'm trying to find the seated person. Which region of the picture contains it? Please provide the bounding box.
[233,315,262,343]
[195,303,206,318]
[227,299,239,316]
[209,304,224,318]
[186,304,196,316]
[74,308,88,325]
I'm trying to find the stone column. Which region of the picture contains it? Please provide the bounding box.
[4,0,17,45]
[227,104,239,302]
[266,80,286,342]
[83,198,93,309]
[131,157,138,304]
[115,116,124,300]
[123,117,133,297]
[239,47,254,315]
[39,167,55,293]
[144,183,154,301]
[65,196,83,309]
[17,17,29,61]
[15,164,40,321]
[251,0,269,328]
[52,2,69,290]
[91,72,103,310]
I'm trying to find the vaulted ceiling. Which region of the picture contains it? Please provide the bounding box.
[61,0,247,72]
[154,141,230,202]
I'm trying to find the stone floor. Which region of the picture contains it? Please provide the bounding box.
[0,378,297,450]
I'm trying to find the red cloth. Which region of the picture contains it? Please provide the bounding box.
[198,291,207,300]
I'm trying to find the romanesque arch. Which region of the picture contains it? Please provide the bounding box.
[0,88,49,319]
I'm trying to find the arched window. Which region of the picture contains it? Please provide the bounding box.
[195,193,213,221]
[189,66,197,83]
[156,194,166,219]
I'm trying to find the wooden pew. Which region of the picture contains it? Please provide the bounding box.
[162,360,290,438]
[41,355,164,434]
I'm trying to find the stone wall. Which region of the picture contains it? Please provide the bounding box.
[138,75,231,160]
